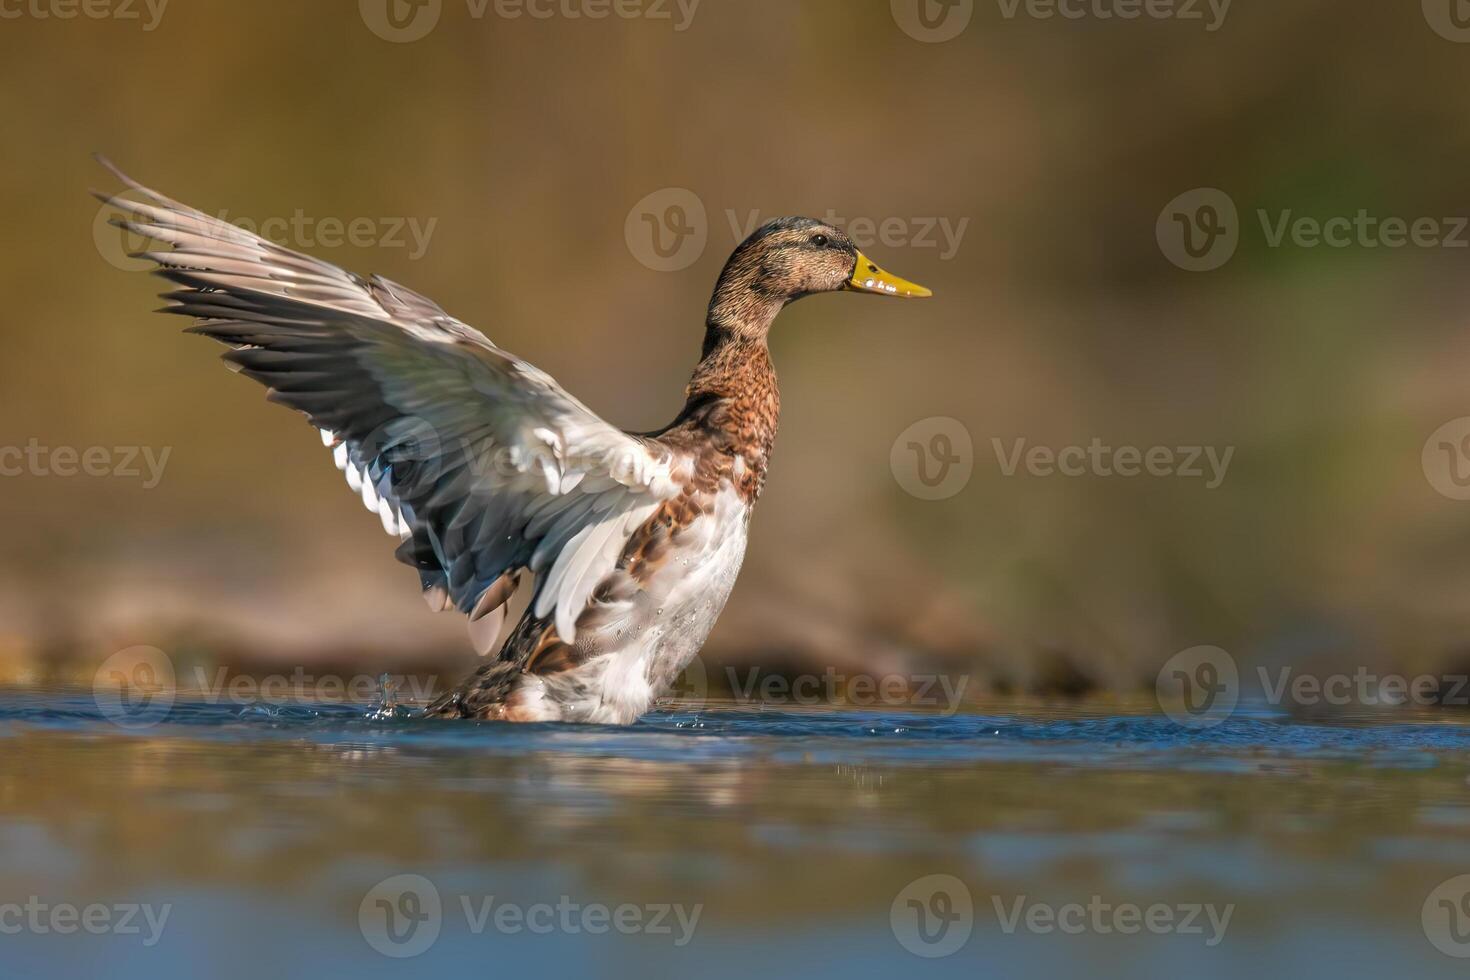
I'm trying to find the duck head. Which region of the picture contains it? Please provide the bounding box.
[706,217,931,338]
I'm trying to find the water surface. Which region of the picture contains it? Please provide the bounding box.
[3,690,1469,978]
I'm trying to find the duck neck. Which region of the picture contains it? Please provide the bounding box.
[679,308,782,490]
[686,320,778,402]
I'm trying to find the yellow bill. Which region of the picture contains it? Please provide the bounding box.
[846,251,933,298]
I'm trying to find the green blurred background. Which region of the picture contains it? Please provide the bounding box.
[5,0,1470,698]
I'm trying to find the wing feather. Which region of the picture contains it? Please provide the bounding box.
[97,162,685,650]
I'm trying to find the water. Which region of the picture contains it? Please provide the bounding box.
[3,689,1470,978]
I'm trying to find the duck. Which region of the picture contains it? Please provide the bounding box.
[96,161,932,724]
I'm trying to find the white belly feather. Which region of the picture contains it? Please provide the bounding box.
[514,483,751,724]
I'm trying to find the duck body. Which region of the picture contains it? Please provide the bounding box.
[427,339,778,723]
[437,475,753,723]
[98,166,928,724]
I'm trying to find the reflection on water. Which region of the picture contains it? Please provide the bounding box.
[2,690,1470,978]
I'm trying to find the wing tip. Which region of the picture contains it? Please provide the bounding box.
[93,152,124,181]
[92,153,147,193]
[468,605,508,656]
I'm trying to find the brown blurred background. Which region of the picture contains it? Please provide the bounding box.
[5,0,1470,698]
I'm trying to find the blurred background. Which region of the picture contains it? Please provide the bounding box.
[4,0,1470,701]
[14,4,1470,979]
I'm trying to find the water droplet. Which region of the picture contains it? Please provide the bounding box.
[365,673,404,720]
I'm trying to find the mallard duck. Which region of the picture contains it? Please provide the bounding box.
[97,161,931,724]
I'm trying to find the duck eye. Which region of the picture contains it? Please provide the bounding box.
[811,234,829,248]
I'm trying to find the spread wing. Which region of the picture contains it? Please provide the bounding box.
[95,161,685,651]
